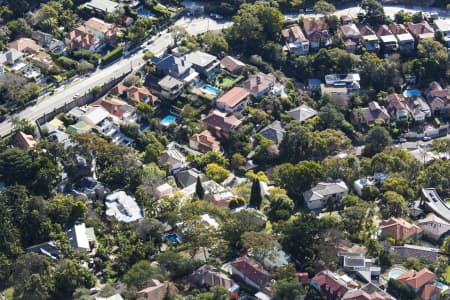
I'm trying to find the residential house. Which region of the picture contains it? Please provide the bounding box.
[85,0,119,14]
[65,26,102,51]
[353,173,387,197]
[32,30,54,47]
[286,104,318,122]
[66,222,96,252]
[22,64,42,80]
[262,248,290,270]
[408,95,431,122]
[80,106,115,134]
[174,168,203,189]
[67,121,92,135]
[159,148,186,172]
[184,51,220,80]
[136,279,173,300]
[155,183,174,199]
[216,86,250,113]
[220,56,246,74]
[91,97,136,123]
[338,252,381,282]
[105,191,143,223]
[303,17,331,50]
[189,264,237,292]
[434,19,450,48]
[408,21,435,41]
[389,244,441,263]
[281,25,310,55]
[396,268,440,300]
[303,181,349,210]
[380,217,423,241]
[152,54,199,86]
[12,131,36,150]
[386,93,410,121]
[310,269,358,300]
[126,85,158,105]
[340,15,353,25]
[374,25,398,52]
[417,214,450,242]
[0,48,24,67]
[389,23,415,53]
[342,283,394,300]
[351,101,390,126]
[157,75,184,100]
[207,191,235,207]
[71,176,106,201]
[26,241,60,260]
[189,130,221,152]
[340,24,360,53]
[325,73,361,92]
[242,72,276,99]
[258,120,285,145]
[358,25,380,53]
[202,110,242,138]
[84,17,118,43]
[425,81,450,116]
[307,78,322,95]
[230,256,272,290]
[32,31,64,53]
[8,38,41,54]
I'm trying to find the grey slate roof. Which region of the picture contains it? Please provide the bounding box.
[258,120,285,145]
[185,51,218,68]
[175,168,203,188]
[286,104,318,122]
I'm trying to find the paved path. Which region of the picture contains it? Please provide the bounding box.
[0,16,232,137]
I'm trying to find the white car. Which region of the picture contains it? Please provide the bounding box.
[73,93,80,99]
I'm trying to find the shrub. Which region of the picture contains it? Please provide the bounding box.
[101,46,124,65]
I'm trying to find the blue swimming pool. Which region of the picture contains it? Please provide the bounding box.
[388,267,407,279]
[137,7,154,18]
[201,84,220,96]
[165,233,181,244]
[160,115,176,127]
[404,89,421,98]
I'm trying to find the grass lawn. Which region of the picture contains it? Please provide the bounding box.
[217,75,244,90]
[1,287,14,300]
[442,266,450,283]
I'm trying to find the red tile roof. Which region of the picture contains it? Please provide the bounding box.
[203,110,241,134]
[420,283,441,300]
[231,256,271,288]
[380,217,423,240]
[91,97,128,118]
[396,268,436,290]
[282,25,306,42]
[303,17,329,36]
[216,87,249,109]
[127,85,158,104]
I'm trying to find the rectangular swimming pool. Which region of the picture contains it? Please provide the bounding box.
[201,84,220,96]
[404,90,421,98]
[160,115,176,127]
[137,7,154,18]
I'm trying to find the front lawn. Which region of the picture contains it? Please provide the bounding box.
[1,287,14,300]
[216,74,244,90]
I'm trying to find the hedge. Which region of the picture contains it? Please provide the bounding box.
[101,46,123,65]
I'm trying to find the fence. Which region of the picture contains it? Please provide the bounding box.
[35,71,131,131]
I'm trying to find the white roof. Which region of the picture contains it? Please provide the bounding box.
[82,106,110,126]
[85,0,119,13]
[434,19,450,33]
[286,104,318,122]
[67,223,90,251]
[200,214,219,229]
[156,183,173,193]
[105,191,143,223]
[184,51,218,68]
[380,35,398,43]
[396,33,414,41]
[303,180,349,202]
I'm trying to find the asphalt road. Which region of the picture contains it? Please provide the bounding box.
[0,16,232,137]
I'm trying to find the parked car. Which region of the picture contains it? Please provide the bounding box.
[423,136,431,141]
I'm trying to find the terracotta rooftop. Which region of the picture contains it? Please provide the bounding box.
[407,22,434,39]
[420,283,441,300]
[216,87,249,109]
[396,268,436,290]
[303,17,329,36]
[8,38,41,53]
[203,110,242,133]
[231,256,271,288]
[282,25,307,42]
[242,72,275,96]
[380,217,423,240]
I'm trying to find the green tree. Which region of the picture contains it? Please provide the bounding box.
[274,161,323,202]
[249,179,262,209]
[195,176,205,200]
[381,177,415,201]
[363,126,392,156]
[123,260,163,288]
[53,259,95,298]
[267,193,295,221]
[203,31,228,56]
[441,236,450,255]
[313,0,336,15]
[0,147,33,186]
[279,122,313,163]
[6,18,31,39]
[361,0,386,25]
[205,163,230,183]
[222,210,266,248]
[157,251,201,279]
[241,231,280,261]
[274,279,305,300]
